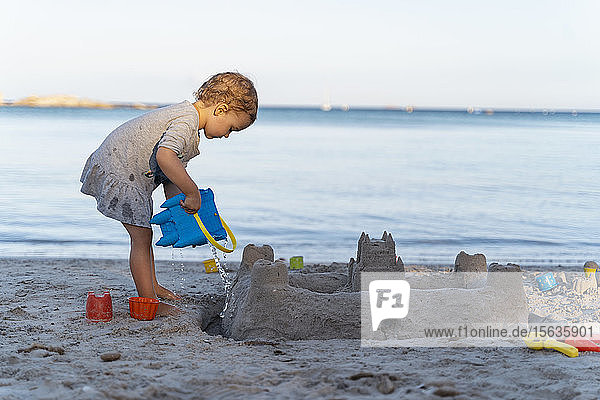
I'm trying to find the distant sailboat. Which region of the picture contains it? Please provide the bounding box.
[320,90,332,112]
[320,102,332,112]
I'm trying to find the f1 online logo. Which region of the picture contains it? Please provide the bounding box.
[369,280,411,331]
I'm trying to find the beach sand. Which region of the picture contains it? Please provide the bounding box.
[1,257,599,399]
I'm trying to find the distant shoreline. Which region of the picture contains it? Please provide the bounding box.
[1,95,598,114]
[0,95,160,110]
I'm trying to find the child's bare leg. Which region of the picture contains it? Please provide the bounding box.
[145,180,185,301]
[150,246,181,300]
[123,223,155,298]
[122,222,180,316]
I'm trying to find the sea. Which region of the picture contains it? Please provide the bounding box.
[1,105,599,267]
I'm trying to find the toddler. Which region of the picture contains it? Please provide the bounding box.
[80,72,258,315]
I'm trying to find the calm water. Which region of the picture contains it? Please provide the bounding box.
[1,106,599,266]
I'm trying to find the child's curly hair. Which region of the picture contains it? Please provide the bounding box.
[194,72,258,122]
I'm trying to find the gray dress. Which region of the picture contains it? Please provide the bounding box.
[80,101,200,228]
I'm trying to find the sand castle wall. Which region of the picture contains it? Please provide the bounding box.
[227,260,360,340]
[217,238,528,341]
[288,272,348,293]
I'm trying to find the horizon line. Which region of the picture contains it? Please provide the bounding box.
[260,104,600,114]
[1,96,598,114]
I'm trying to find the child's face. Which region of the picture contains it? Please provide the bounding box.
[204,104,253,139]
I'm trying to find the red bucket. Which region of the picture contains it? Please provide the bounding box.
[86,291,113,322]
[129,297,159,320]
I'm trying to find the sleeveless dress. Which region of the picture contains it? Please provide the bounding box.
[80,101,200,227]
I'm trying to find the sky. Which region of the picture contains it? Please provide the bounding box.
[1,0,598,109]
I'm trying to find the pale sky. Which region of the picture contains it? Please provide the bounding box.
[1,0,598,109]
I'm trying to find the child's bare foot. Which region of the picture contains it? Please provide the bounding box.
[154,284,182,301]
[157,302,182,317]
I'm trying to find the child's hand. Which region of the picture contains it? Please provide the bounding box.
[180,193,201,214]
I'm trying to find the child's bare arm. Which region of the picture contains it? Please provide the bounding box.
[156,147,201,213]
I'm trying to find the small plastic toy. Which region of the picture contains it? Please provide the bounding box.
[535,272,557,292]
[289,256,304,270]
[129,297,159,320]
[523,333,578,357]
[86,291,113,322]
[203,258,218,273]
[584,261,598,278]
[150,188,236,252]
[588,335,600,345]
[564,337,600,352]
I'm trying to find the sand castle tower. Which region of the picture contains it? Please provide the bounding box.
[348,231,404,291]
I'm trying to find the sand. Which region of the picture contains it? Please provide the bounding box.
[2,257,600,399]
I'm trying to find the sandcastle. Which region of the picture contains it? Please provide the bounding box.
[222,232,404,340]
[220,244,359,339]
[214,232,528,341]
[348,232,404,291]
[570,261,600,295]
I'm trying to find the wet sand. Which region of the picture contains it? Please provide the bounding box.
[1,257,599,399]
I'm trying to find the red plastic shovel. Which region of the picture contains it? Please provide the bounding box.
[564,337,600,352]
